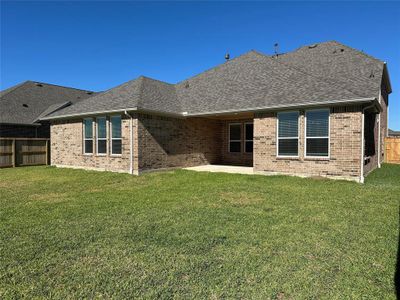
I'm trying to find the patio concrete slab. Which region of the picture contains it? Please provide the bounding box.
[184,165,254,175]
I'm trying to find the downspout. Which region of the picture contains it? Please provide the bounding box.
[124,110,134,175]
[360,102,377,183]
[377,89,381,168]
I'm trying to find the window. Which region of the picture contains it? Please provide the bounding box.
[110,115,122,155]
[229,123,242,152]
[305,109,329,157]
[96,117,107,155]
[277,111,299,156]
[83,118,93,154]
[245,123,253,153]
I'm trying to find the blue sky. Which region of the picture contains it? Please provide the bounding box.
[1,1,399,129]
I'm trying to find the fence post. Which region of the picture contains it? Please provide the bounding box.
[12,139,16,167]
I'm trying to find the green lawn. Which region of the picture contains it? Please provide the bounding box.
[0,165,399,299]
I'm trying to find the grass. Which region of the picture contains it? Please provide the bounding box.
[0,164,399,299]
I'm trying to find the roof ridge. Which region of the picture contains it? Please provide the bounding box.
[140,75,174,86]
[175,50,259,85]
[137,76,146,109]
[252,51,364,98]
[89,77,142,101]
[31,81,95,93]
[328,40,385,64]
[0,80,30,99]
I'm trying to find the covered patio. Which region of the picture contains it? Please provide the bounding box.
[202,112,254,167]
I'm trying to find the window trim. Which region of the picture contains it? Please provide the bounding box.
[228,122,242,153]
[276,111,300,158]
[244,122,253,153]
[83,118,94,155]
[304,108,330,159]
[96,116,107,156]
[110,115,122,156]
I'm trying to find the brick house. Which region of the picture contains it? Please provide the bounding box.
[41,41,392,183]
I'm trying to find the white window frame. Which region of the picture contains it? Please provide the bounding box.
[228,123,242,153]
[96,116,107,156]
[276,111,300,158]
[244,122,253,153]
[304,108,330,159]
[110,115,122,156]
[83,118,94,155]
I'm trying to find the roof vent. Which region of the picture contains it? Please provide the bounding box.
[184,82,190,89]
[35,83,43,87]
[22,104,29,108]
[369,71,375,78]
[340,48,344,52]
[308,44,318,49]
[225,53,230,61]
[86,91,93,95]
[274,43,279,56]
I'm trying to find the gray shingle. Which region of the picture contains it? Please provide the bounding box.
[39,41,386,119]
[0,81,96,124]
[276,41,384,99]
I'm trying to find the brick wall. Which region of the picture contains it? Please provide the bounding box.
[253,106,363,181]
[137,114,221,171]
[380,82,389,161]
[50,115,135,173]
[50,105,371,181]
[363,80,389,175]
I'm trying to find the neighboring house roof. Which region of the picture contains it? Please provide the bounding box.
[0,81,96,125]
[39,41,390,119]
[389,129,400,137]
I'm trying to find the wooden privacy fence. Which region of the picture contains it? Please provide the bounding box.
[0,138,49,168]
[385,137,400,164]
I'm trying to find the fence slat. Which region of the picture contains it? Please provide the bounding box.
[0,138,49,168]
[385,137,400,164]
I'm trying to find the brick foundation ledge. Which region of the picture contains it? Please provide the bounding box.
[253,170,361,183]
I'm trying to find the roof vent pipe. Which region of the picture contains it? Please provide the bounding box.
[274,43,279,56]
[225,53,230,61]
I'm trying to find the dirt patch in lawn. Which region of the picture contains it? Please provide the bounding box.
[219,191,264,206]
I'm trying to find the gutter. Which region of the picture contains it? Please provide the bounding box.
[124,110,134,175]
[40,107,139,120]
[0,122,41,127]
[40,97,378,121]
[185,97,378,117]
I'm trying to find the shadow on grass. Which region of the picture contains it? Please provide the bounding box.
[396,208,400,299]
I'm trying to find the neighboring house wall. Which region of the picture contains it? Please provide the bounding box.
[253,106,363,181]
[0,123,49,138]
[137,114,221,171]
[50,116,135,173]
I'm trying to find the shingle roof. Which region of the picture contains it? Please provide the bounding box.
[276,41,384,99]
[176,50,362,115]
[389,129,400,137]
[40,41,388,119]
[45,76,179,118]
[0,81,96,125]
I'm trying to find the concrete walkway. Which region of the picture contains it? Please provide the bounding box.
[184,165,254,175]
